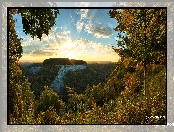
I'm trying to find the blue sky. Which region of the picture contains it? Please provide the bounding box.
[13,8,124,62]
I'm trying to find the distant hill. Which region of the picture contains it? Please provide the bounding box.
[19,58,117,101]
[86,61,116,64]
[20,58,88,99]
[43,58,87,66]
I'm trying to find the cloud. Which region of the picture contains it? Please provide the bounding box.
[76,21,84,33]
[22,43,41,52]
[75,9,89,33]
[21,26,71,53]
[41,28,70,44]
[79,9,89,19]
[55,37,120,62]
[23,50,32,54]
[31,50,55,57]
[85,24,112,38]
[20,36,120,62]
[19,9,120,62]
[55,31,70,39]
[75,9,113,38]
[45,43,59,49]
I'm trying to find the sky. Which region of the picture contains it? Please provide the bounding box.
[13,8,125,63]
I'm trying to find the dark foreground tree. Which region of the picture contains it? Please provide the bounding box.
[9,9,35,124]
[18,8,59,40]
[8,8,59,124]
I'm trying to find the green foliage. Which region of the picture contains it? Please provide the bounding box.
[89,83,105,107]
[9,8,59,124]
[24,62,43,69]
[30,65,60,99]
[9,8,166,124]
[9,71,36,124]
[18,64,34,82]
[9,9,36,124]
[108,9,166,117]
[109,9,166,66]
[67,92,85,113]
[18,9,59,40]
[103,59,136,101]
[32,64,166,124]
[112,65,166,124]
[36,86,65,116]
[88,63,117,80]
[36,106,62,124]
[9,10,23,61]
[64,67,104,94]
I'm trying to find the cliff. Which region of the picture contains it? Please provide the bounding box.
[43,58,87,66]
[42,58,87,93]
[50,65,87,93]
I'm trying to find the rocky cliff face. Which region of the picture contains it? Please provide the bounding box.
[29,66,41,74]
[50,65,87,93]
[43,58,87,66]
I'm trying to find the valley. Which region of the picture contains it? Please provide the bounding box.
[20,58,117,100]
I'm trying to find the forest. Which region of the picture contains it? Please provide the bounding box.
[9,8,166,124]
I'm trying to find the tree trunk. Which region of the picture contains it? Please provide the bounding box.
[144,61,146,97]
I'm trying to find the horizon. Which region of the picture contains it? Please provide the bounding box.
[19,57,118,64]
[14,8,124,63]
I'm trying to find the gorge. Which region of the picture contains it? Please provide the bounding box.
[50,64,87,93]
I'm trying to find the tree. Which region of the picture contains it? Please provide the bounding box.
[109,9,166,65]
[17,8,59,40]
[36,86,65,116]
[8,8,60,124]
[9,9,35,124]
[108,9,166,97]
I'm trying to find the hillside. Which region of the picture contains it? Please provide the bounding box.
[43,58,87,66]
[9,8,167,125]
[50,65,87,93]
[20,58,115,100]
[19,57,166,124]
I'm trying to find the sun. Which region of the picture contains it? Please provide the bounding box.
[66,52,76,59]
[63,39,76,49]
